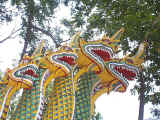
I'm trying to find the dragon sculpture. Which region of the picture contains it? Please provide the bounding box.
[0,29,146,120]
[67,28,145,119]
[0,52,43,120]
[43,29,146,120]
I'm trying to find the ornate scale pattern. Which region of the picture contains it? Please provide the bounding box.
[73,72,98,119]
[0,84,10,119]
[0,85,7,109]
[43,75,75,120]
[11,70,43,120]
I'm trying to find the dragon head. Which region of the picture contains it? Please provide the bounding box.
[90,32,146,114]
[1,41,47,89]
[69,29,146,114]
[70,29,124,73]
[40,45,77,77]
[106,42,146,91]
[39,45,78,95]
[2,57,40,89]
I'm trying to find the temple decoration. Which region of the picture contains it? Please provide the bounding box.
[0,53,41,119]
[12,43,78,120]
[68,28,144,115]
[0,29,145,120]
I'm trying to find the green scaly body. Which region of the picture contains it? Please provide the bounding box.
[0,84,9,119]
[11,69,45,120]
[43,75,75,120]
[43,72,98,120]
[73,72,98,120]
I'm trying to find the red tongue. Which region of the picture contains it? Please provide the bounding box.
[114,66,136,80]
[22,69,38,78]
[91,49,110,61]
[57,56,75,65]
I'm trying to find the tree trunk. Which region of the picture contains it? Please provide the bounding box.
[20,40,28,62]
[32,25,60,48]
[138,73,145,120]
[19,1,33,62]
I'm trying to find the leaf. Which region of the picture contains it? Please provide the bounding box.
[11,0,16,6]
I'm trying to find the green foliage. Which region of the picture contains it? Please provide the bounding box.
[0,1,13,23]
[12,0,59,38]
[8,0,63,61]
[69,0,160,103]
[91,112,103,120]
[151,106,160,119]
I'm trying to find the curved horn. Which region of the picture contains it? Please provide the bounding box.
[32,40,45,57]
[124,42,147,67]
[69,32,81,48]
[110,28,124,42]
[102,28,124,52]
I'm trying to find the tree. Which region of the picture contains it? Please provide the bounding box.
[67,0,160,120]
[0,1,21,43]
[91,112,103,120]
[10,0,58,61]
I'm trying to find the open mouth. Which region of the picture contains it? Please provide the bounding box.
[13,64,39,85]
[51,52,77,72]
[108,62,138,86]
[84,44,113,68]
[92,80,124,95]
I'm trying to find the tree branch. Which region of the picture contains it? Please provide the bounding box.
[61,39,71,43]
[32,25,60,48]
[0,28,21,43]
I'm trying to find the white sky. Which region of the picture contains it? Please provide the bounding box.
[95,84,153,120]
[0,3,154,120]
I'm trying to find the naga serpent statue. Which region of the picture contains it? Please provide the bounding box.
[44,29,146,120]
[0,29,146,120]
[0,52,43,120]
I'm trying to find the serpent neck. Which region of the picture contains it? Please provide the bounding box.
[12,69,47,120]
[43,72,98,120]
[43,75,75,120]
[0,85,18,119]
[73,72,98,120]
